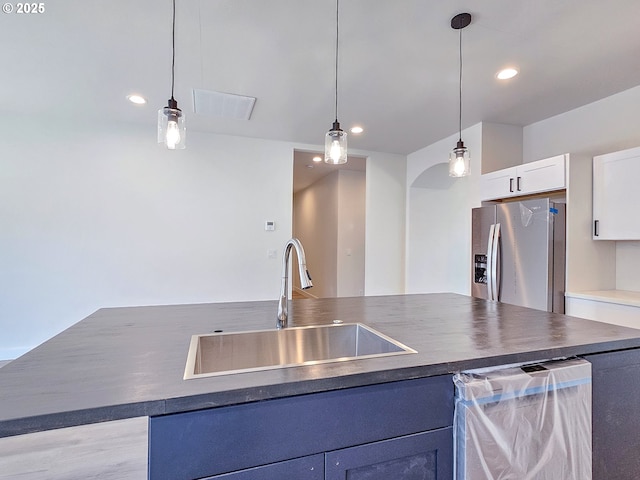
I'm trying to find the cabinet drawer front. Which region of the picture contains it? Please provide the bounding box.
[149,376,453,480]
[203,454,324,480]
[325,427,453,480]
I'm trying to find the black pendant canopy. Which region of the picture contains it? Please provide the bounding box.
[451,12,471,30]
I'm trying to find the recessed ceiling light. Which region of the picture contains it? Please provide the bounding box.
[350,126,364,134]
[496,68,519,80]
[306,164,314,169]
[127,94,147,105]
[312,156,322,162]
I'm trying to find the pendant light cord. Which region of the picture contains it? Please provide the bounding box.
[334,0,339,122]
[171,0,176,101]
[458,26,463,142]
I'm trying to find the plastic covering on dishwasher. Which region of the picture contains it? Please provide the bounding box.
[453,358,592,480]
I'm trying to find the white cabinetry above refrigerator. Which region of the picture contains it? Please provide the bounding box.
[593,146,640,240]
[480,155,566,201]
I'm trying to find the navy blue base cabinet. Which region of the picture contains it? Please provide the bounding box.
[149,376,454,480]
[585,349,640,480]
[325,428,452,480]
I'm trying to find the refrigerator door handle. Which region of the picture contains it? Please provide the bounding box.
[491,223,501,301]
[487,224,496,300]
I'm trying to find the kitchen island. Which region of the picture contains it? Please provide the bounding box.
[1,293,640,478]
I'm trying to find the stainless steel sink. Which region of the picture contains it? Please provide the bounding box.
[183,323,416,379]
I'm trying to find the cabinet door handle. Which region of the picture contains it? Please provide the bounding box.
[509,178,514,192]
[594,220,599,237]
[516,176,522,191]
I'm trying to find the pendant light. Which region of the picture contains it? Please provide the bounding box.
[449,13,471,177]
[324,0,347,164]
[158,0,186,150]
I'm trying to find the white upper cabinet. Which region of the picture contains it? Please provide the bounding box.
[593,146,640,240]
[480,155,566,201]
[480,168,516,201]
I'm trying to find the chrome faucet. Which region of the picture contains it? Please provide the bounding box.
[277,238,313,329]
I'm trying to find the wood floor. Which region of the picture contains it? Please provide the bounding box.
[291,286,317,300]
[0,417,148,479]
[291,290,307,299]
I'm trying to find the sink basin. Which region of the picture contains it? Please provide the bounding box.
[184,323,416,379]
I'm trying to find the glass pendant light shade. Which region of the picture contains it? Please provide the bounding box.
[325,120,348,164]
[158,98,186,150]
[449,139,470,177]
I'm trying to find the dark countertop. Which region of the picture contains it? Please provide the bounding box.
[2,293,640,438]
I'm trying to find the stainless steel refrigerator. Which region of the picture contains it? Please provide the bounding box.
[471,198,565,313]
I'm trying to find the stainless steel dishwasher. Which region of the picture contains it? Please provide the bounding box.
[453,358,592,480]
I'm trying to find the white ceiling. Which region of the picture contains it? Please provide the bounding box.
[2,0,640,156]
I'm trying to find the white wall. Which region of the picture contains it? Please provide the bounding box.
[481,123,524,174]
[293,172,339,298]
[523,85,640,163]
[617,243,640,291]
[523,85,640,292]
[0,117,296,358]
[337,170,366,297]
[293,169,365,298]
[364,152,407,296]
[0,118,406,359]
[405,124,482,295]
[564,154,616,293]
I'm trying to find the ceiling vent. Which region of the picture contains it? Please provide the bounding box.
[193,89,256,120]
